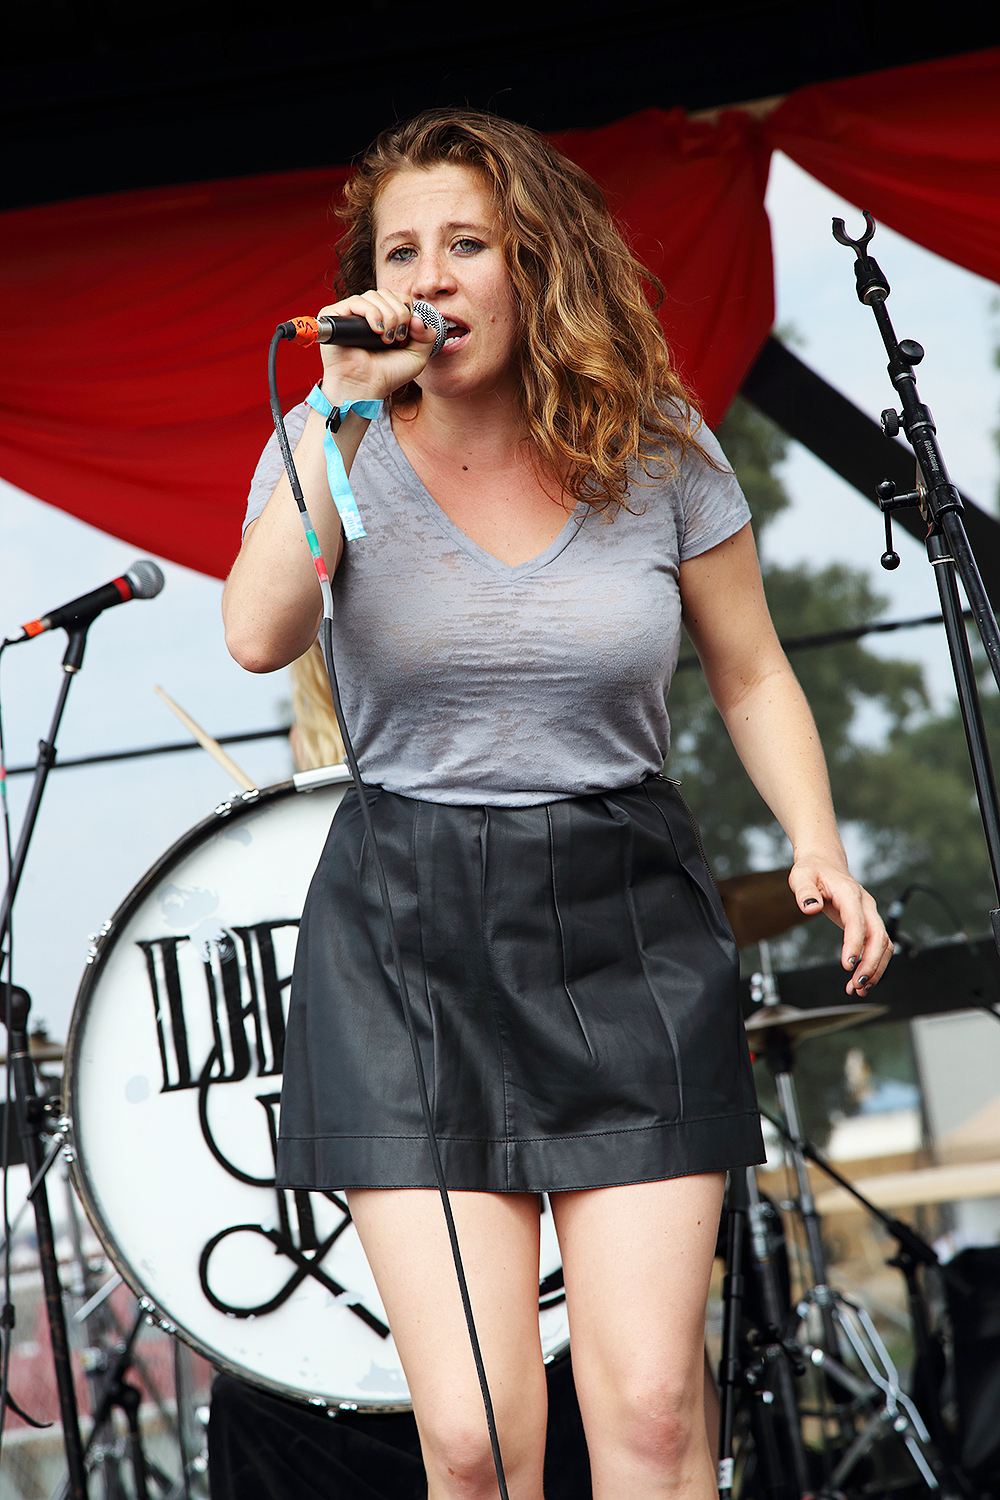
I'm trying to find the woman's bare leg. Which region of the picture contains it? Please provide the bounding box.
[347,1188,547,1500]
[551,1173,726,1500]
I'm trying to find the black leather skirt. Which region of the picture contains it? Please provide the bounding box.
[276,777,764,1193]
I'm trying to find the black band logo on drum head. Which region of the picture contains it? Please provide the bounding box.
[137,921,391,1337]
[197,1065,390,1337]
[138,921,297,1092]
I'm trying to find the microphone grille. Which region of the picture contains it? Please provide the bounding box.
[413,300,447,357]
[126,559,166,600]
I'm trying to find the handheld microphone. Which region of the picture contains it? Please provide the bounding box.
[279,300,448,357]
[8,560,165,645]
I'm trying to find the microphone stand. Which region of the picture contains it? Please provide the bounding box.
[833,213,1000,956]
[1,623,90,959]
[2,620,95,1500]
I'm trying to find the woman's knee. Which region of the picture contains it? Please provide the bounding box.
[420,1419,501,1496]
[418,1390,546,1498]
[603,1373,708,1475]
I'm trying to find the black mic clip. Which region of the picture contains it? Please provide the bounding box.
[832,211,890,306]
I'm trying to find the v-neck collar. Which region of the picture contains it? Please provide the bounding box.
[375,410,585,581]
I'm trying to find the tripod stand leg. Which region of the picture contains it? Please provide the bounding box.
[745,1173,811,1497]
[717,1171,746,1497]
[120,1382,151,1500]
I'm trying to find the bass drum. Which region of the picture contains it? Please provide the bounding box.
[66,769,569,1411]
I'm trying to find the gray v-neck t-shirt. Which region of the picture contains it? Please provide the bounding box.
[244,403,750,806]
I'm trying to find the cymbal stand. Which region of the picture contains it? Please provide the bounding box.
[760,1106,971,1495]
[765,1028,843,1379]
[743,1169,812,1498]
[762,1022,859,1486]
[802,1300,939,1495]
[761,1029,948,1494]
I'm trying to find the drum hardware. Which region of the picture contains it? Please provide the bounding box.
[741,935,1000,1029]
[753,1055,971,1493]
[0,1028,66,1067]
[717,1168,812,1500]
[58,1160,209,1500]
[798,1305,939,1496]
[2,983,89,1498]
[741,948,961,1493]
[59,1303,204,1500]
[761,1105,974,1497]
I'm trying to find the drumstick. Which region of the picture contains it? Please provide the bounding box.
[154,685,258,792]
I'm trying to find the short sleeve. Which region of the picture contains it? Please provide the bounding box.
[242,400,310,534]
[676,422,751,562]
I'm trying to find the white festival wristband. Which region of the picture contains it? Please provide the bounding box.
[304,384,381,541]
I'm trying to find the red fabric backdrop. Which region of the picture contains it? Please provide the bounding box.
[1,48,997,580]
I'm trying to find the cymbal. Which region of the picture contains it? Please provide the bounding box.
[717,867,818,949]
[745,1001,886,1043]
[0,1037,65,1067]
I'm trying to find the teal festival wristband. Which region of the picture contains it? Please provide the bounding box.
[304,385,381,541]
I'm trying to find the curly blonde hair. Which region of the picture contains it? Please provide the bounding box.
[334,109,716,515]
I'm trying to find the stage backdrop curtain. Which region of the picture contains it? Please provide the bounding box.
[764,47,1000,287]
[0,47,997,580]
[0,110,772,579]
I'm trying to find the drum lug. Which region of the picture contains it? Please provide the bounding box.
[138,1295,160,1328]
[214,788,261,819]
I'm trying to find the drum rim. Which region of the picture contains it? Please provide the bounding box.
[61,776,414,1414]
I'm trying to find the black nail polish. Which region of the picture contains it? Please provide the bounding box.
[848,956,859,969]
[376,320,385,331]
[857,976,869,987]
[396,325,407,339]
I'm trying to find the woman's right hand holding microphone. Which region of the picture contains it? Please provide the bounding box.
[317,290,438,406]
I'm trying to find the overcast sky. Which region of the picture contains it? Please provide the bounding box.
[1,150,998,1046]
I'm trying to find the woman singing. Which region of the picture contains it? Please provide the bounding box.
[223,110,890,1500]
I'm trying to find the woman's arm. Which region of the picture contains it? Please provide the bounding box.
[679,522,892,995]
[222,291,436,674]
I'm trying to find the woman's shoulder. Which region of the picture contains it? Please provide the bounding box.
[624,412,748,560]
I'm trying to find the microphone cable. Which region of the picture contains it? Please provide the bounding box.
[267,329,511,1500]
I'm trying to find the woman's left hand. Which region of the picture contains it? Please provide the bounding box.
[787,858,892,996]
